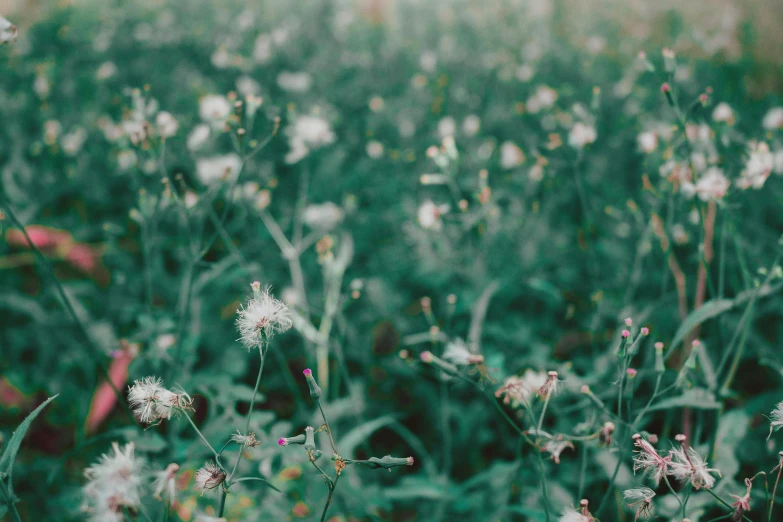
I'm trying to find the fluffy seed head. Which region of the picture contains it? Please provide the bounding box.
[235,286,293,349]
[193,462,226,495]
[127,377,192,425]
[83,442,145,521]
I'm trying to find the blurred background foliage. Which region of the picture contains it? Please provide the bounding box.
[1,0,783,521]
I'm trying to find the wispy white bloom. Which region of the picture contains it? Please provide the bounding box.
[437,117,456,138]
[155,111,179,138]
[0,16,18,44]
[558,509,591,522]
[443,338,484,365]
[768,401,783,439]
[117,150,138,171]
[277,71,312,92]
[669,445,719,489]
[542,439,574,464]
[737,141,773,190]
[683,167,729,201]
[196,154,242,185]
[462,115,481,136]
[526,85,558,113]
[419,50,438,72]
[500,141,526,169]
[193,461,226,495]
[236,76,261,97]
[61,127,88,156]
[187,124,211,151]
[495,369,548,406]
[637,131,657,153]
[236,286,293,349]
[632,435,670,486]
[285,114,336,164]
[568,122,597,149]
[303,202,344,230]
[199,94,231,128]
[127,377,193,425]
[122,120,147,146]
[712,102,735,124]
[96,62,118,80]
[417,200,449,230]
[153,463,179,501]
[231,431,260,448]
[763,107,783,131]
[623,487,655,521]
[83,442,145,522]
[366,140,384,159]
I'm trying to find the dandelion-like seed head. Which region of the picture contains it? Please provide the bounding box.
[767,401,783,439]
[231,431,260,448]
[669,445,720,490]
[127,377,192,425]
[623,487,656,521]
[236,286,293,349]
[153,463,179,502]
[632,436,670,486]
[193,461,226,495]
[83,442,145,521]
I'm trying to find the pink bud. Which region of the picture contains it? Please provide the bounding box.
[640,327,649,336]
[692,339,700,347]
[622,330,630,338]
[277,438,286,446]
[624,317,632,326]
[580,385,590,394]
[626,368,638,378]
[303,368,312,376]
[251,281,261,291]
[420,351,434,363]
[406,457,414,466]
[675,433,687,443]
[654,342,664,350]
[661,82,671,93]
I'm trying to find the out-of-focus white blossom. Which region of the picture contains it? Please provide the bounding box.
[558,509,591,522]
[417,200,449,230]
[712,102,735,124]
[284,114,335,164]
[303,202,344,230]
[187,124,211,151]
[737,141,773,190]
[211,47,231,69]
[96,62,118,80]
[236,76,261,97]
[61,128,88,156]
[82,442,145,522]
[236,285,293,348]
[526,85,558,113]
[419,50,437,72]
[122,120,147,145]
[0,16,18,44]
[637,131,657,153]
[568,122,597,149]
[366,140,384,158]
[462,115,481,136]
[437,116,456,138]
[196,154,241,185]
[443,338,484,365]
[682,167,729,201]
[199,94,232,128]
[277,71,312,92]
[762,107,783,131]
[500,141,526,169]
[117,150,138,171]
[155,111,179,138]
[253,34,272,63]
[153,463,179,502]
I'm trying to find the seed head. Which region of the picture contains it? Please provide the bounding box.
[193,462,226,495]
[235,286,293,349]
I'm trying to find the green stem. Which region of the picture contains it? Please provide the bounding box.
[316,399,340,455]
[705,488,753,522]
[663,475,685,515]
[0,480,23,522]
[319,473,341,522]
[537,394,551,433]
[770,462,782,522]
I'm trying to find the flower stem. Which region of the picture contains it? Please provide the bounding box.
[770,462,782,522]
[0,479,23,522]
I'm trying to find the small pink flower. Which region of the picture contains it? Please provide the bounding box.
[661,83,671,93]
[420,351,434,363]
[622,330,630,338]
[626,368,638,378]
[278,438,287,446]
[640,327,650,336]
[406,457,414,466]
[625,318,633,326]
[303,368,312,376]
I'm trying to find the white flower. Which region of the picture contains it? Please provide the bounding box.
[211,47,231,69]
[767,402,783,439]
[637,131,657,153]
[277,71,312,92]
[127,376,192,425]
[623,487,656,520]
[303,202,344,230]
[230,431,260,448]
[437,117,456,138]
[689,167,729,201]
[187,124,211,151]
[236,76,261,96]
[199,94,231,128]
[117,150,138,171]
[96,62,118,80]
[366,140,384,159]
[155,111,179,138]
[417,200,449,230]
[284,114,336,164]
[196,154,242,185]
[236,286,293,348]
[122,120,147,145]
[495,370,547,407]
[763,107,783,131]
[61,127,88,156]
[737,141,773,190]
[153,463,179,501]
[669,445,719,489]
[558,510,590,522]
[419,50,437,72]
[568,122,597,149]
[0,16,18,44]
[443,338,484,365]
[193,461,226,495]
[462,115,481,136]
[83,442,145,522]
[542,439,574,464]
[712,102,735,124]
[500,141,526,169]
[632,435,670,486]
[526,85,558,114]
[253,34,272,63]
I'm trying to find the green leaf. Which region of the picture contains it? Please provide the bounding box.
[647,388,720,411]
[0,395,58,495]
[339,415,398,459]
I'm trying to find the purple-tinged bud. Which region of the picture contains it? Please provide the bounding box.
[640,327,650,336]
[420,351,434,363]
[625,318,633,326]
[626,368,638,378]
[278,434,306,446]
[622,330,630,338]
[303,369,322,399]
[304,426,315,452]
[660,83,671,93]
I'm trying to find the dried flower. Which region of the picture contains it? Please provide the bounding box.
[231,431,260,448]
[542,439,574,464]
[623,487,656,521]
[768,402,783,439]
[730,478,753,520]
[443,338,484,365]
[236,286,293,349]
[83,442,145,522]
[284,114,335,164]
[127,377,193,425]
[668,437,720,490]
[417,200,450,230]
[193,461,226,495]
[737,141,773,190]
[599,422,616,447]
[537,371,560,399]
[568,122,597,149]
[153,463,179,502]
[155,111,179,138]
[196,154,242,185]
[632,434,670,486]
[199,94,231,128]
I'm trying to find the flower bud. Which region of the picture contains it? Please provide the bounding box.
[654,342,665,373]
[303,369,322,399]
[364,455,415,469]
[278,434,306,446]
[304,426,315,452]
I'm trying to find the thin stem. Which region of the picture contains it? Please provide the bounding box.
[179,412,221,461]
[770,462,782,522]
[537,394,551,433]
[316,400,340,455]
[0,479,23,522]
[663,475,685,515]
[319,473,341,522]
[704,488,752,522]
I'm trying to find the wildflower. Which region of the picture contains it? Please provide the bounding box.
[199,94,231,127]
[61,127,88,156]
[463,115,481,136]
[303,369,323,399]
[599,422,615,446]
[623,487,656,521]
[526,85,558,113]
[303,202,344,230]
[668,435,720,490]
[278,434,306,446]
[712,102,735,124]
[437,116,456,138]
[637,131,658,153]
[231,431,260,448]
[558,507,592,522]
[568,122,597,149]
[417,200,449,230]
[622,330,630,338]
[83,442,145,522]
[542,439,574,464]
[193,461,226,495]
[632,434,670,486]
[537,371,560,399]
[155,111,179,138]
[0,16,18,44]
[235,286,293,349]
[420,351,434,363]
[443,338,484,365]
[737,141,773,190]
[762,107,783,131]
[284,114,336,164]
[187,124,210,151]
[660,82,671,93]
[767,401,783,439]
[277,71,312,92]
[419,50,438,72]
[122,120,147,146]
[366,140,384,158]
[686,167,729,201]
[500,141,526,169]
[153,463,179,502]
[730,478,752,520]
[127,377,193,425]
[627,368,638,378]
[195,154,242,185]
